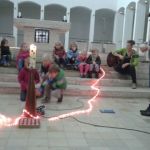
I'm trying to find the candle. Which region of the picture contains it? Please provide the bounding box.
[30,44,37,68]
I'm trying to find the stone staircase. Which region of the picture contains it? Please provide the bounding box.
[0,61,149,99]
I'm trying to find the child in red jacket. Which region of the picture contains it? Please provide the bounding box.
[16,43,29,72]
[53,42,66,68]
[18,57,40,101]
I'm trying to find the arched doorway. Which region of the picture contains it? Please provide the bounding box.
[70,7,91,43]
[94,9,115,43]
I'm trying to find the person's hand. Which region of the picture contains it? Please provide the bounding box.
[93,61,96,64]
[122,63,130,69]
[118,54,124,60]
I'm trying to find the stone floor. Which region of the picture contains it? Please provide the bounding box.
[0,94,150,150]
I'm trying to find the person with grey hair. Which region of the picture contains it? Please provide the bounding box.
[139,43,150,117]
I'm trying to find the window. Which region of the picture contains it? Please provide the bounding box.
[35,29,49,43]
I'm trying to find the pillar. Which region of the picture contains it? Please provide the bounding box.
[65,8,70,50]
[133,2,147,43]
[40,5,44,20]
[113,11,124,49]
[122,8,135,47]
[13,2,18,46]
[89,10,95,48]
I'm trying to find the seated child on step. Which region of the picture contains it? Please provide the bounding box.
[18,57,40,101]
[42,64,67,104]
[86,48,101,78]
[78,51,89,78]
[0,39,11,66]
[53,42,66,68]
[16,43,29,72]
[66,42,79,69]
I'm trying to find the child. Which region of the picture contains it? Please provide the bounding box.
[0,39,11,66]
[40,54,53,79]
[66,42,79,69]
[36,54,53,97]
[18,57,40,102]
[42,65,67,104]
[53,42,66,68]
[16,43,29,72]
[86,48,101,78]
[78,51,89,78]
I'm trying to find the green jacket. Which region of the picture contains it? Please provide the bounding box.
[52,69,67,89]
[115,48,139,67]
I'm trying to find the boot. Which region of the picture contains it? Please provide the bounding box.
[140,104,150,117]
[132,83,137,89]
[41,84,51,103]
[41,97,50,104]
[57,95,63,103]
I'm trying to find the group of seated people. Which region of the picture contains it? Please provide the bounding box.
[53,41,101,78]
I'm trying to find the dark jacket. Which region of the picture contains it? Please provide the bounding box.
[1,46,11,56]
[86,55,101,65]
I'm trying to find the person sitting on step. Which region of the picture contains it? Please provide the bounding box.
[42,64,67,104]
[86,48,101,78]
[113,40,139,89]
[78,51,89,78]
[53,42,66,69]
[0,39,11,66]
[18,57,40,102]
[66,42,79,70]
[16,43,29,72]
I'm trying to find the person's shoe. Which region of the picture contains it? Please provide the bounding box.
[140,110,150,116]
[57,95,63,103]
[41,97,50,104]
[80,74,84,78]
[132,83,137,89]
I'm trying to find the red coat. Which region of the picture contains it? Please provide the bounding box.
[53,48,66,58]
[18,68,40,91]
[78,55,87,63]
[16,50,29,68]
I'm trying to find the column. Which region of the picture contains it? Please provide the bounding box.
[40,5,44,20]
[122,8,135,47]
[13,2,18,46]
[89,10,95,47]
[133,2,147,43]
[64,8,70,50]
[113,11,125,49]
[146,7,150,61]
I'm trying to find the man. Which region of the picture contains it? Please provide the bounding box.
[113,40,139,89]
[139,43,150,117]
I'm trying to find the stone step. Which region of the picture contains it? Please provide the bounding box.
[0,66,149,77]
[0,82,149,98]
[0,74,149,87]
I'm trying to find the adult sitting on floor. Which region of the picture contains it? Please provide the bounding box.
[139,43,150,117]
[113,40,139,89]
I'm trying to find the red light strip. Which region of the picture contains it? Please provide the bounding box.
[48,68,105,121]
[0,67,105,128]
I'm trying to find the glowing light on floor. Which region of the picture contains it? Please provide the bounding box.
[48,68,105,121]
[0,67,105,128]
